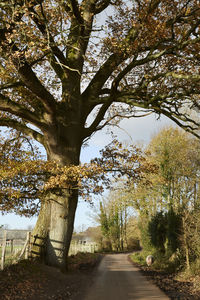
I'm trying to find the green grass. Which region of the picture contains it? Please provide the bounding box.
[130,251,150,266]
[130,250,183,273]
[0,245,23,255]
[0,245,24,267]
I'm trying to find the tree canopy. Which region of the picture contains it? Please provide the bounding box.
[0,0,199,146]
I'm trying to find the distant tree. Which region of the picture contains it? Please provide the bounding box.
[148,127,200,211]
[124,216,141,251]
[80,226,104,249]
[148,211,167,254]
[98,188,135,251]
[129,127,200,268]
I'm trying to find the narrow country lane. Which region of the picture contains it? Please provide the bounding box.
[83,253,169,300]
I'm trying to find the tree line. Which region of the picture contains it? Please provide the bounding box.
[94,126,200,275]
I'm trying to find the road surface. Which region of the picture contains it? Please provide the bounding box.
[83,253,169,300]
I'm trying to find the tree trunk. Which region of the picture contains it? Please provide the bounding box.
[46,189,78,270]
[32,126,81,269]
[32,189,78,270]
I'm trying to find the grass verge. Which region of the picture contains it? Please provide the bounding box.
[130,251,200,299]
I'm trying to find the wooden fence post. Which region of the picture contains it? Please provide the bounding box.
[1,230,7,270]
[19,231,31,260]
[25,232,31,259]
[10,239,13,254]
[74,241,77,255]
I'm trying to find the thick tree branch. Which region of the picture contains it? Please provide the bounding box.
[29,50,65,84]
[0,93,46,129]
[64,2,95,76]
[94,0,111,14]
[28,48,65,83]
[69,0,84,24]
[85,32,199,113]
[182,19,200,42]
[0,82,24,91]
[0,119,45,145]
[84,29,191,103]
[83,97,113,138]
[147,0,161,14]
[165,72,200,81]
[48,54,65,81]
[29,51,51,67]
[83,53,125,99]
[13,56,56,113]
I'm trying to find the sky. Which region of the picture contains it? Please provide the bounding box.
[0,112,174,231]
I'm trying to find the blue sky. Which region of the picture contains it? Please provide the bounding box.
[0,113,174,231]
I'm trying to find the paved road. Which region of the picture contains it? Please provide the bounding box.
[84,253,169,300]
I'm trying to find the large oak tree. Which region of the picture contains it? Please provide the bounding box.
[0,0,199,269]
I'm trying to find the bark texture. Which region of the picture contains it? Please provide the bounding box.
[31,199,51,261]
[47,189,78,269]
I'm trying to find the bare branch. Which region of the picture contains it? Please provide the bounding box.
[28,6,68,68]
[84,48,168,107]
[156,108,200,139]
[87,110,153,138]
